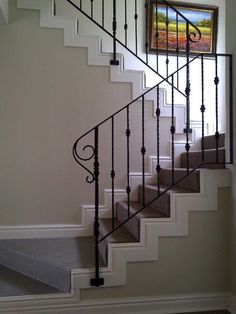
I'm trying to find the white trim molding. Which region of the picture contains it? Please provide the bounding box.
[0,292,233,314]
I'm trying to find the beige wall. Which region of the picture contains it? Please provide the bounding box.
[0,0,131,225]
[226,0,236,298]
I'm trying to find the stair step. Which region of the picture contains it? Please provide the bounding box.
[116,201,167,240]
[181,148,225,169]
[99,219,137,265]
[139,184,196,216]
[159,168,200,192]
[203,133,225,150]
[0,237,99,292]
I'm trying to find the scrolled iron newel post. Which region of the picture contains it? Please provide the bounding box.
[90,127,104,287]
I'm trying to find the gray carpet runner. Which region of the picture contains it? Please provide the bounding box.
[0,133,225,294]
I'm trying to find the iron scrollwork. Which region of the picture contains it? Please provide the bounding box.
[73,140,95,184]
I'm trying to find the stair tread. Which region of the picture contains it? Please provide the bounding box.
[182,147,225,154]
[100,219,137,243]
[117,201,168,219]
[144,184,196,194]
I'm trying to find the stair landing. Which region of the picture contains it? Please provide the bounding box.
[0,237,105,293]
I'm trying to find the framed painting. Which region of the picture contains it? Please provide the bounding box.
[148,1,218,54]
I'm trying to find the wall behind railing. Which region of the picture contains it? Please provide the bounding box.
[56,0,226,134]
[0,1,132,225]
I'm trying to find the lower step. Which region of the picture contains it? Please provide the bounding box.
[0,237,99,292]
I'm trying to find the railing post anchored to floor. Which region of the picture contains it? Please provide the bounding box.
[90,127,104,287]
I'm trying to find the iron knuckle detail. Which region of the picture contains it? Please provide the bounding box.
[126,129,131,137]
[126,186,131,194]
[141,147,146,155]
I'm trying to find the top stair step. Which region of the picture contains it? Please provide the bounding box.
[203,133,225,150]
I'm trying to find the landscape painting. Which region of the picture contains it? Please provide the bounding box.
[149,1,218,54]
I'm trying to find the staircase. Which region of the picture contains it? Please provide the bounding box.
[0,0,233,302]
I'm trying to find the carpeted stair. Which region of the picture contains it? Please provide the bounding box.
[0,134,225,293]
[98,133,225,265]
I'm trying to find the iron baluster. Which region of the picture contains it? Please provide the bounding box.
[229,55,234,164]
[102,0,104,28]
[53,0,56,16]
[171,75,175,185]
[80,0,82,9]
[126,106,131,217]
[184,22,191,173]
[176,14,179,89]
[141,96,146,207]
[134,0,138,55]
[124,0,128,47]
[111,117,115,231]
[165,4,169,78]
[156,85,161,195]
[110,0,119,65]
[90,0,93,18]
[214,55,219,163]
[145,1,149,64]
[156,0,159,72]
[201,54,205,163]
[90,127,104,287]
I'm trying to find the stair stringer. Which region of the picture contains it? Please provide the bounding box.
[17,0,147,100]
[16,0,201,136]
[71,168,230,294]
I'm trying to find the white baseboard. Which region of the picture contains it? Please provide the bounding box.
[0,292,232,314]
[0,224,86,239]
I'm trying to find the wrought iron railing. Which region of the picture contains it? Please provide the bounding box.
[73,53,233,286]
[61,0,234,287]
[65,0,201,85]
